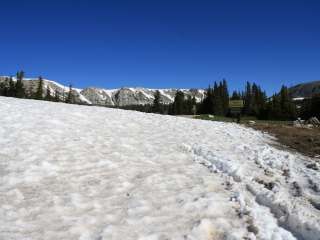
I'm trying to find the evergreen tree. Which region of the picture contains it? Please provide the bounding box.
[191,95,197,115]
[243,82,252,115]
[241,81,268,118]
[279,85,296,120]
[199,80,229,116]
[251,83,267,117]
[310,94,320,119]
[0,82,4,96]
[173,91,185,115]
[262,93,285,120]
[271,94,282,119]
[35,76,44,100]
[45,87,52,101]
[66,84,74,103]
[168,102,174,115]
[8,77,16,97]
[200,85,214,114]
[152,90,162,113]
[231,91,241,100]
[54,89,60,102]
[0,78,9,96]
[222,79,229,114]
[213,82,223,115]
[15,71,25,98]
[184,95,195,115]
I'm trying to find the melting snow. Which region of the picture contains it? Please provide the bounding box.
[0,97,319,240]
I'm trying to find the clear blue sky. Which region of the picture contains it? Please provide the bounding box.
[1,0,319,95]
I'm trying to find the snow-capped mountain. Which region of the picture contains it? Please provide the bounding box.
[0,76,205,106]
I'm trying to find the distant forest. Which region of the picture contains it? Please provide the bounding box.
[1,71,319,121]
[120,80,320,121]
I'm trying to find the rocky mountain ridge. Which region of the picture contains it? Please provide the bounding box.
[0,76,205,106]
[289,80,320,99]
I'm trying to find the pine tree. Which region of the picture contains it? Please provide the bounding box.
[15,71,25,98]
[243,82,252,115]
[191,95,197,115]
[222,79,229,114]
[168,102,174,115]
[66,84,74,103]
[8,77,16,97]
[152,90,162,113]
[0,82,5,96]
[251,83,258,114]
[231,91,241,100]
[199,80,229,115]
[300,98,312,119]
[0,78,9,96]
[279,85,296,120]
[251,83,267,117]
[35,76,44,100]
[54,89,60,102]
[213,82,223,115]
[311,94,320,119]
[199,85,214,114]
[45,87,52,101]
[173,91,185,115]
[271,94,282,119]
[185,95,193,114]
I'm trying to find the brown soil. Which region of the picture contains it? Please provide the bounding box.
[248,124,320,158]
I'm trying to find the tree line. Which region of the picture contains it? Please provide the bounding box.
[0,71,75,103]
[1,71,319,120]
[299,94,320,120]
[122,90,197,115]
[147,80,301,120]
[149,80,319,121]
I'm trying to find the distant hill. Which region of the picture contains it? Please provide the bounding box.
[289,80,320,99]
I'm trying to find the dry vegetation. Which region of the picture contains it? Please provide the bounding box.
[249,123,320,158]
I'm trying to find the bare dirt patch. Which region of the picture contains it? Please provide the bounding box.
[248,124,320,158]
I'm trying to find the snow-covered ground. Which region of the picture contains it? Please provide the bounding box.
[0,97,319,240]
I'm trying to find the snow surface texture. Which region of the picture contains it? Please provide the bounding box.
[0,97,319,240]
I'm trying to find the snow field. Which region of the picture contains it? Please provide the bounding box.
[0,97,319,240]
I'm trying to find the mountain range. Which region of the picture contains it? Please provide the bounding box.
[288,80,320,99]
[2,76,319,105]
[0,76,205,106]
